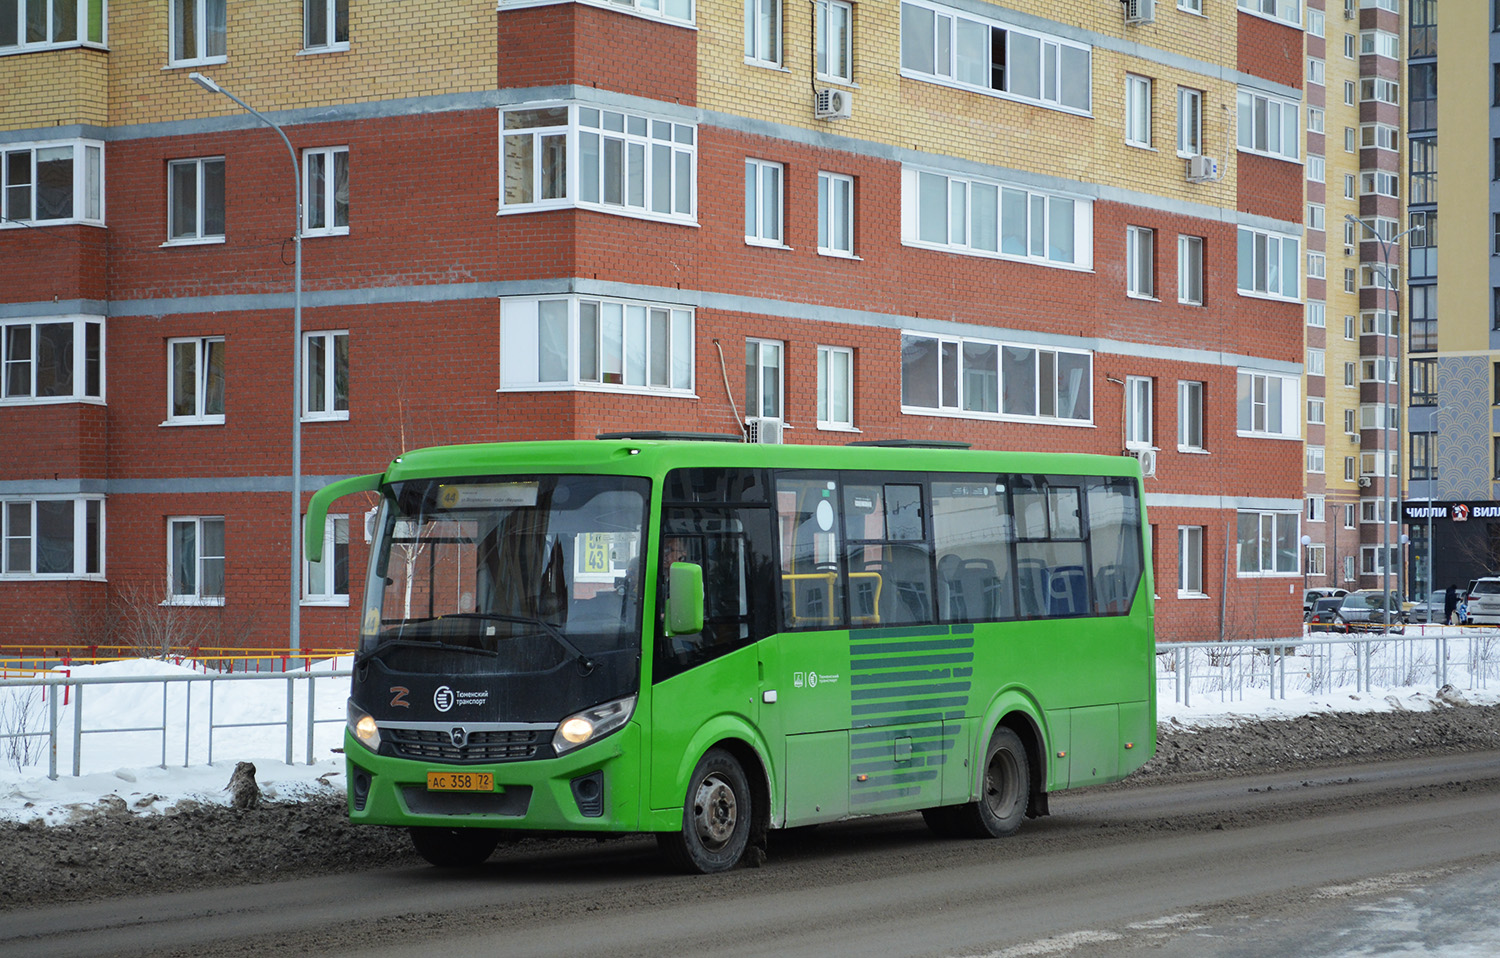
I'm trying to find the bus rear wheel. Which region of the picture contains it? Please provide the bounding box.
[946,726,1029,839]
[658,747,752,873]
[409,826,501,867]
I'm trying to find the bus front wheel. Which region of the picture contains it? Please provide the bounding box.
[659,747,752,873]
[947,726,1030,839]
[409,826,501,867]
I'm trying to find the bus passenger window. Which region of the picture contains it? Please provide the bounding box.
[932,477,1015,622]
[842,481,933,626]
[1087,478,1143,615]
[776,477,846,630]
[1013,476,1091,618]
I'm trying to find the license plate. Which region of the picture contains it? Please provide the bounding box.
[426,771,495,792]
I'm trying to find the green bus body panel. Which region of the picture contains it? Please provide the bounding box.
[339,440,1155,836]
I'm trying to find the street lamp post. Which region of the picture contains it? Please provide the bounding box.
[1345,214,1417,613]
[190,73,304,652]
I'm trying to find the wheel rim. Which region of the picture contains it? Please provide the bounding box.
[690,772,738,850]
[982,748,1022,818]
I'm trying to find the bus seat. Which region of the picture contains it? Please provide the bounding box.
[1017,558,1049,617]
[1049,565,1089,616]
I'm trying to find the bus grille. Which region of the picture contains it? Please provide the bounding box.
[386,727,542,763]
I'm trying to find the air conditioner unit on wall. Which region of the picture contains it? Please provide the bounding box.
[1124,0,1155,24]
[1186,155,1219,183]
[745,417,784,444]
[1127,447,1157,478]
[1359,476,1372,487]
[814,88,853,120]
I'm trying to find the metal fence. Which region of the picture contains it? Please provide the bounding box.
[1158,629,1500,707]
[3,632,1499,780]
[0,669,351,780]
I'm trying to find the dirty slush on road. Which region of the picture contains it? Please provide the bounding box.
[3,701,1499,911]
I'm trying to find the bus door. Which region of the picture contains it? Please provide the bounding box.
[647,471,778,816]
[759,473,854,825]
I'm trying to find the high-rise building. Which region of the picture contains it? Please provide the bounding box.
[1,1,1310,648]
[1401,0,1500,600]
[1301,0,1408,599]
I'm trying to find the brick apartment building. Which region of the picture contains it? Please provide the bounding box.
[2,0,1309,649]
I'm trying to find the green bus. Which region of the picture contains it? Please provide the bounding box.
[307,437,1155,872]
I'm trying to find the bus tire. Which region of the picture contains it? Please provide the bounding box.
[948,726,1030,839]
[409,826,501,867]
[658,747,752,873]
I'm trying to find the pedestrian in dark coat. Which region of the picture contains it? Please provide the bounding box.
[1445,585,1460,625]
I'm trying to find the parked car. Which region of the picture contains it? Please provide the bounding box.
[1303,587,1349,619]
[1336,590,1405,633]
[1307,596,1347,633]
[1406,590,1447,624]
[1466,577,1500,625]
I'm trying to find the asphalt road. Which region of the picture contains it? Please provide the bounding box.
[4,750,1499,958]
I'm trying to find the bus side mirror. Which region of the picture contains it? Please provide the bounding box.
[667,561,704,635]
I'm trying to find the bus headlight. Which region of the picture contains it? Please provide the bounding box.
[552,695,636,755]
[347,699,381,752]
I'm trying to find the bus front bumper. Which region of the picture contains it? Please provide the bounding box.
[342,724,643,832]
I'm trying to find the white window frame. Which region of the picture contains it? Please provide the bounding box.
[1360,170,1399,199]
[303,0,348,52]
[1360,77,1399,105]
[1,316,105,404]
[1126,75,1153,149]
[1307,397,1324,424]
[1307,494,1325,522]
[302,330,348,421]
[815,0,852,83]
[1178,0,1204,13]
[1307,57,1324,86]
[1176,87,1202,156]
[1307,106,1324,134]
[1177,234,1204,305]
[746,338,784,421]
[817,344,855,430]
[1236,0,1301,26]
[1237,226,1300,300]
[1178,525,1205,597]
[1359,29,1399,58]
[745,0,781,66]
[1307,8,1324,36]
[1360,123,1399,151]
[1307,251,1326,280]
[166,156,225,243]
[0,497,104,579]
[1308,203,1325,232]
[1236,369,1300,439]
[167,515,225,606]
[1126,226,1155,298]
[1126,375,1153,449]
[902,166,1093,269]
[0,0,106,51]
[302,146,348,236]
[1307,543,1326,576]
[898,0,1093,115]
[1177,380,1204,451]
[1306,444,1325,473]
[1307,154,1325,183]
[303,514,349,605]
[745,159,785,247]
[169,0,227,67]
[1306,301,1325,328]
[165,335,226,425]
[899,331,1093,425]
[500,103,698,225]
[817,170,855,257]
[1236,510,1300,577]
[1236,88,1300,162]
[1361,545,1398,576]
[500,295,695,395]
[1307,346,1325,376]
[0,139,105,228]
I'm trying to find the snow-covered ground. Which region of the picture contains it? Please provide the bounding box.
[1,645,1497,826]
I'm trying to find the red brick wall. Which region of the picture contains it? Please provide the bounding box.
[497,5,697,106]
[1237,11,1305,89]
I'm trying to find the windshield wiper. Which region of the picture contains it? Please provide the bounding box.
[432,612,598,674]
[354,634,500,667]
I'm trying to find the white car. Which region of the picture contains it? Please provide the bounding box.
[1466,577,1500,625]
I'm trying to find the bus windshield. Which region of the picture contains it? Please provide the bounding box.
[361,474,649,672]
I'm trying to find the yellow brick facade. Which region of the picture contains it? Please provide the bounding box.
[695,0,1245,207]
[0,48,109,130]
[103,0,498,127]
